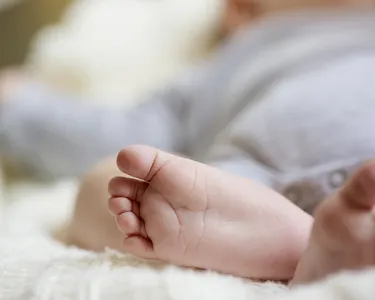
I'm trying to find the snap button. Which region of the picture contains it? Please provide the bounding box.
[328,169,348,188]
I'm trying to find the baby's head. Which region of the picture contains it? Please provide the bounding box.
[223,0,374,35]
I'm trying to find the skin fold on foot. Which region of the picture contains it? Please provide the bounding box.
[108,145,312,280]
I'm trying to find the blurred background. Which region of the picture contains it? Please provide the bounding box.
[0,0,72,67]
[0,0,223,184]
[0,0,223,105]
[0,0,224,194]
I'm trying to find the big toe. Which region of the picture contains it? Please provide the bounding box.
[339,160,375,210]
[313,160,375,247]
[117,145,174,182]
[292,161,375,285]
[116,212,141,236]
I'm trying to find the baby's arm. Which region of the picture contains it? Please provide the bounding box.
[0,79,194,178]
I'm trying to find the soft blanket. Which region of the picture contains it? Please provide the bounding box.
[0,181,374,299]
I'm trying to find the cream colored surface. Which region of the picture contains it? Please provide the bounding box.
[1,188,375,299]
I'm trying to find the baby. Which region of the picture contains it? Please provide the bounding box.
[1,0,375,284]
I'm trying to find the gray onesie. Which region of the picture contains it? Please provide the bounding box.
[2,10,375,213]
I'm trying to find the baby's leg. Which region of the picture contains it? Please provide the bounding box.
[63,156,125,252]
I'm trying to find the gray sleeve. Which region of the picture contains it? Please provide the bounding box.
[0,82,192,178]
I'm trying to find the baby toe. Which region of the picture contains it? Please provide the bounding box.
[116,212,141,235]
[108,197,132,216]
[108,176,147,201]
[340,160,375,210]
[117,145,174,182]
[123,236,156,259]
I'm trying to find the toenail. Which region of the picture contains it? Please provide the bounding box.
[328,169,348,188]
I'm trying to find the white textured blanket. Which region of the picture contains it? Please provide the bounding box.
[0,181,374,300]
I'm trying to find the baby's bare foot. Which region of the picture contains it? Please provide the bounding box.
[292,161,375,285]
[108,145,312,280]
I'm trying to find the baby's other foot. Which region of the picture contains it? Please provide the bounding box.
[108,145,312,280]
[292,161,375,285]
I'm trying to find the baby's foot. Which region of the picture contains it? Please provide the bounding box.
[108,145,312,279]
[292,161,375,285]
